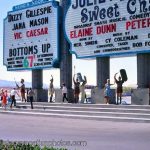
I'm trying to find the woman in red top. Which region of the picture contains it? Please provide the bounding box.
[2,90,8,110]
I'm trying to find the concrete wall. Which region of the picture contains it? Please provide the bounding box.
[91,88,116,104]
[131,88,150,105]
[55,88,117,104]
[33,89,48,102]
[55,89,74,103]
[55,89,62,103]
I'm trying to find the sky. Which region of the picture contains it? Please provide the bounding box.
[0,0,137,88]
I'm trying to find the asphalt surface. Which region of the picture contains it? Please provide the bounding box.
[0,113,150,150]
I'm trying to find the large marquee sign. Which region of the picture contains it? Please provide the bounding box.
[65,0,150,58]
[4,0,59,70]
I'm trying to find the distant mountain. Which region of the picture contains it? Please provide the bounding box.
[0,79,31,88]
[0,79,48,89]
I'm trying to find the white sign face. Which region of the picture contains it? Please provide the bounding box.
[4,1,59,70]
[65,0,150,58]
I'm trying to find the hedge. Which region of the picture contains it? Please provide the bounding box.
[0,140,67,150]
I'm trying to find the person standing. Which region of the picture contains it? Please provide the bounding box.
[16,79,26,102]
[2,90,8,110]
[0,89,4,102]
[28,88,35,109]
[10,88,19,108]
[73,74,80,103]
[49,75,54,102]
[114,73,124,104]
[104,79,113,104]
[80,76,87,103]
[62,83,68,103]
[20,79,26,102]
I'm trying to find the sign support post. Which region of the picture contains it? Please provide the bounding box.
[60,0,74,102]
[91,57,114,104]
[32,69,48,102]
[96,57,110,89]
[32,70,43,90]
[137,54,150,88]
[131,54,150,105]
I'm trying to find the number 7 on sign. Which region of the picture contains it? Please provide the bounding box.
[23,55,35,68]
[28,55,35,67]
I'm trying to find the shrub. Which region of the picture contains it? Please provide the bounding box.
[0,140,67,150]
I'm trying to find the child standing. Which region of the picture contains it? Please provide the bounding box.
[62,83,68,103]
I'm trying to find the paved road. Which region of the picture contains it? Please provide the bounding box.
[0,113,150,150]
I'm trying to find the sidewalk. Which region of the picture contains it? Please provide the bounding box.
[0,113,150,150]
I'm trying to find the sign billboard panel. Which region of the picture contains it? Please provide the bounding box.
[4,0,59,70]
[65,0,150,58]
